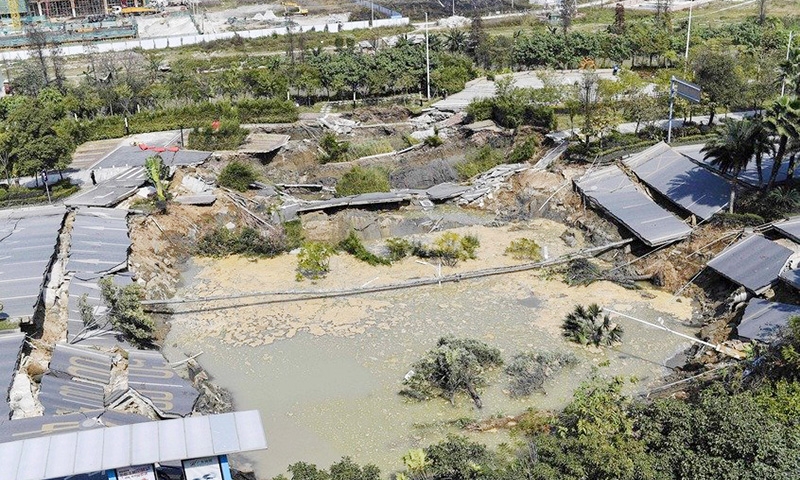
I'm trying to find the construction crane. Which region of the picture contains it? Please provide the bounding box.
[7,0,21,30]
[281,2,308,16]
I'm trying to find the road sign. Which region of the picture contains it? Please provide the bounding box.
[673,77,702,103]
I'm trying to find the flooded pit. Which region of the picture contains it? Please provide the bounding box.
[165,275,695,478]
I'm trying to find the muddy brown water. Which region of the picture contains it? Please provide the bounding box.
[165,275,696,479]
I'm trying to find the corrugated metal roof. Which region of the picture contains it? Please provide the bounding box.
[93,146,212,169]
[0,410,150,443]
[739,298,800,343]
[39,376,106,414]
[707,234,794,293]
[127,350,199,417]
[625,142,730,220]
[676,143,790,188]
[772,216,800,244]
[0,206,66,320]
[575,165,692,246]
[48,344,113,385]
[0,333,25,419]
[1,410,267,480]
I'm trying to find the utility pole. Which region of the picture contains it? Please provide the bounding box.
[452,0,455,16]
[425,12,431,100]
[782,31,794,97]
[684,0,693,65]
[370,1,374,27]
[667,76,675,144]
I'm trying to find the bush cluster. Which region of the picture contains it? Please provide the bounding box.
[217,161,259,192]
[338,231,390,266]
[505,238,544,261]
[196,226,285,258]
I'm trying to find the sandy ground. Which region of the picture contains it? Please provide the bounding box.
[170,220,693,348]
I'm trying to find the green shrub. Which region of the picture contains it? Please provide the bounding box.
[713,212,766,227]
[319,132,350,163]
[424,134,444,147]
[188,119,249,151]
[505,238,543,260]
[196,226,284,257]
[336,166,390,196]
[465,98,494,122]
[218,160,259,192]
[386,237,413,261]
[456,145,503,179]
[283,220,304,251]
[427,232,481,266]
[338,231,390,266]
[297,241,334,280]
[507,136,540,164]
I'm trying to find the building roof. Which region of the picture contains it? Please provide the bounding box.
[676,143,790,188]
[707,234,794,293]
[0,410,268,480]
[0,333,25,419]
[92,145,212,170]
[624,142,730,220]
[738,298,800,343]
[772,216,800,244]
[127,350,199,418]
[574,165,692,246]
[0,206,66,321]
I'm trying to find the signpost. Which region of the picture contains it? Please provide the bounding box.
[667,76,702,144]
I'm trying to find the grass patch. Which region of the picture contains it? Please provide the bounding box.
[456,145,504,180]
[0,179,78,208]
[336,166,390,196]
[338,231,390,266]
[347,139,394,161]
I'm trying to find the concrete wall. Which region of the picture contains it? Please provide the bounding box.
[0,16,410,61]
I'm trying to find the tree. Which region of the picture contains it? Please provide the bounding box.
[758,0,769,24]
[701,119,758,211]
[98,277,155,347]
[764,96,800,188]
[560,0,578,35]
[637,384,800,479]
[424,435,493,480]
[609,3,626,35]
[400,336,502,408]
[402,449,431,480]
[693,51,744,125]
[467,16,489,68]
[562,304,623,347]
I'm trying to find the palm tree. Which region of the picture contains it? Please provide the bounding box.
[701,118,757,212]
[749,117,774,184]
[562,304,623,347]
[402,448,431,480]
[765,96,800,189]
[444,28,467,54]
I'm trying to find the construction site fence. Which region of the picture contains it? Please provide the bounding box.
[351,0,403,19]
[0,16,410,61]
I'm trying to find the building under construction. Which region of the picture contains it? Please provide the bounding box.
[0,0,148,21]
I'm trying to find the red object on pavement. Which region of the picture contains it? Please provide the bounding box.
[138,143,149,150]
[167,146,180,152]
[153,147,166,153]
